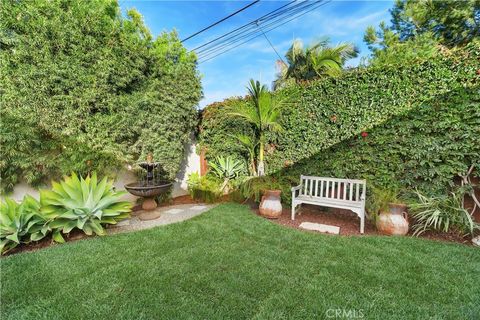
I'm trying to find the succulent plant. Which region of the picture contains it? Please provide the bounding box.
[0,195,48,254]
[40,172,132,242]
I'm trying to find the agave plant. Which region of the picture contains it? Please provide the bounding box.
[40,172,132,242]
[209,156,245,192]
[0,195,48,254]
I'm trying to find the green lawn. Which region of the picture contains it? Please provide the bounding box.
[1,203,479,319]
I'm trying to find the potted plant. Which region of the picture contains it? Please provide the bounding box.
[240,176,283,219]
[369,187,409,235]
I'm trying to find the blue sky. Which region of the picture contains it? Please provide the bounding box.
[121,1,394,108]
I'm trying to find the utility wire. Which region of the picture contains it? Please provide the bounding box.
[196,1,317,59]
[196,1,313,57]
[256,21,285,64]
[198,0,330,64]
[192,0,297,52]
[181,0,260,43]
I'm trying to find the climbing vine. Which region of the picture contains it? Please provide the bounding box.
[0,0,202,192]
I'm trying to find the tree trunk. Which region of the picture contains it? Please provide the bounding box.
[257,140,265,176]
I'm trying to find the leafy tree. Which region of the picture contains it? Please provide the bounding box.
[364,0,479,66]
[0,0,202,193]
[229,80,284,176]
[274,38,358,89]
[390,0,480,46]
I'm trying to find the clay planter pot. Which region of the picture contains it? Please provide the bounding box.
[259,190,282,219]
[376,203,409,235]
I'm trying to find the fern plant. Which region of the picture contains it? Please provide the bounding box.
[0,195,48,254]
[40,172,132,242]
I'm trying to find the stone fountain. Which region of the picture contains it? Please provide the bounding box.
[124,153,172,219]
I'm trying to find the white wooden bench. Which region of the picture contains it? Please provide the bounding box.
[291,176,366,233]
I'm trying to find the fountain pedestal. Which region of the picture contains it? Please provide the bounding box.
[142,198,157,211]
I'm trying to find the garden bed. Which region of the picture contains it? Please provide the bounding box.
[251,203,472,245]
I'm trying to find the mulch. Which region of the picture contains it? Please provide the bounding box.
[250,202,472,245]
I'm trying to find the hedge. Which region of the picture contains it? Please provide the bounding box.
[199,41,480,200]
[0,0,202,193]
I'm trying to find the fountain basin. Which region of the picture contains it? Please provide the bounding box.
[124,181,173,198]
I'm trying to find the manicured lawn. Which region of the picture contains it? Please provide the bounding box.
[1,203,479,319]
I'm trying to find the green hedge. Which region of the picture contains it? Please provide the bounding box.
[199,42,480,200]
[0,0,202,193]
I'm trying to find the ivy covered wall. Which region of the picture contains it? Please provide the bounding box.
[0,0,202,192]
[199,42,480,198]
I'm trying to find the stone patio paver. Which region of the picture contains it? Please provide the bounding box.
[107,203,215,235]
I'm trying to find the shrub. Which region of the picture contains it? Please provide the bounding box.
[0,196,48,254]
[0,0,202,193]
[40,173,132,242]
[409,190,479,237]
[186,173,222,203]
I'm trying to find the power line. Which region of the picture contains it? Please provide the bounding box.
[197,0,331,64]
[256,21,285,64]
[196,1,313,57]
[192,1,297,52]
[181,0,260,43]
[196,1,323,60]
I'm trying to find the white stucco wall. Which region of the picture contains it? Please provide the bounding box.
[3,142,200,202]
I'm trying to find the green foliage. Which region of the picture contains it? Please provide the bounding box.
[275,38,358,89]
[0,195,48,254]
[200,42,480,207]
[0,0,202,193]
[365,186,401,219]
[228,81,284,175]
[364,0,479,65]
[390,0,480,46]
[186,173,222,203]
[40,172,132,242]
[209,156,245,192]
[409,189,479,237]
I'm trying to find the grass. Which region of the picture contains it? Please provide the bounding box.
[1,203,479,319]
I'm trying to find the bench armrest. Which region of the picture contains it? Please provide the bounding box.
[291,185,302,191]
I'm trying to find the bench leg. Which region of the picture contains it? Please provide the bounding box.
[291,202,296,220]
[360,209,365,234]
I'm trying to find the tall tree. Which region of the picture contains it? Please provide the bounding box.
[274,38,358,89]
[364,0,480,63]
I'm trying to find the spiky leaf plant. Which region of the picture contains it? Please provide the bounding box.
[40,172,132,242]
[209,156,245,192]
[0,195,48,254]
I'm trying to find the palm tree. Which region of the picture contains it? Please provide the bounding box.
[232,133,258,176]
[274,38,358,89]
[229,80,283,176]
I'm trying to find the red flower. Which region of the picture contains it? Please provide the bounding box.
[361,131,368,138]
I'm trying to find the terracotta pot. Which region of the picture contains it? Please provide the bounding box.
[376,203,409,235]
[259,190,282,219]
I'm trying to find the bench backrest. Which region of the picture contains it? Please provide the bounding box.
[299,176,366,203]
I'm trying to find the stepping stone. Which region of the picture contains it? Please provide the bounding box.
[299,222,340,235]
[190,205,207,210]
[138,211,161,221]
[164,208,184,214]
[114,219,131,227]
